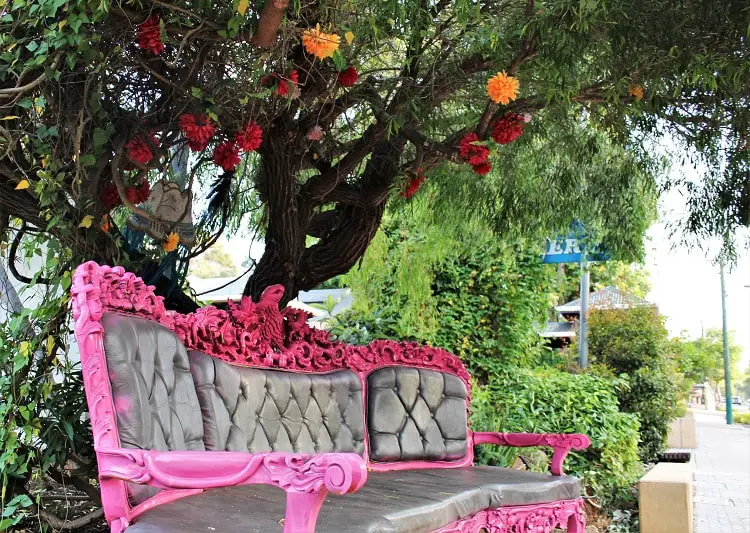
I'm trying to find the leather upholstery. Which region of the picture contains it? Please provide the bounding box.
[101,313,205,505]
[126,467,582,533]
[367,367,468,462]
[188,351,365,454]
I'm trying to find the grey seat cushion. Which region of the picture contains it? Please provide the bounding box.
[188,351,365,454]
[125,467,580,533]
[367,367,468,462]
[102,313,206,505]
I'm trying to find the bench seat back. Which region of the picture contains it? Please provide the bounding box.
[72,263,473,511]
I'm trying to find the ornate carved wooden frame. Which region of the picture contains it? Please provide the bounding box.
[72,261,590,533]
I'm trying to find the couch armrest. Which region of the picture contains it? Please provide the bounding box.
[96,448,367,494]
[472,432,590,476]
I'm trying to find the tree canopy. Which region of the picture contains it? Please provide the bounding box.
[0,0,748,304]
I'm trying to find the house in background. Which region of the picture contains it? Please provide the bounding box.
[540,286,655,349]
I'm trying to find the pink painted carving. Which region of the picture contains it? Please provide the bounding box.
[76,261,471,390]
[472,433,591,476]
[433,498,585,533]
[96,448,367,494]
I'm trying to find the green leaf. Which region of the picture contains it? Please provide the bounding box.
[332,49,347,71]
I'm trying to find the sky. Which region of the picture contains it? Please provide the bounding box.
[646,188,750,369]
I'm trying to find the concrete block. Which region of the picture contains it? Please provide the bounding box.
[639,463,694,533]
[666,416,698,449]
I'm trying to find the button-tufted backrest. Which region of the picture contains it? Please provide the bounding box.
[366,366,468,462]
[101,313,206,505]
[188,351,366,455]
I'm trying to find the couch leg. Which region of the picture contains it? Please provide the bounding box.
[567,511,585,533]
[282,490,327,533]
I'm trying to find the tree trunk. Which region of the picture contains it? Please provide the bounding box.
[244,136,405,304]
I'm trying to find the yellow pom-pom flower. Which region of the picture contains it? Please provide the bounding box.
[487,72,520,105]
[302,24,341,59]
[628,84,644,101]
[163,232,180,252]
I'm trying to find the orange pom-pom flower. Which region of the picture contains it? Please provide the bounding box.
[302,24,341,59]
[487,71,520,105]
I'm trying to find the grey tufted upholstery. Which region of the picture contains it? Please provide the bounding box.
[367,367,468,462]
[101,313,205,505]
[188,351,365,454]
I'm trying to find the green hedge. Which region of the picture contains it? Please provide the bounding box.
[471,366,643,503]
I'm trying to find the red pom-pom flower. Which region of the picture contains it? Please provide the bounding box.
[125,133,158,166]
[137,15,164,56]
[213,141,241,171]
[101,183,121,210]
[491,112,525,145]
[471,162,492,175]
[126,177,151,204]
[263,70,299,97]
[458,132,490,166]
[234,121,263,152]
[401,171,425,199]
[337,66,358,88]
[179,114,216,152]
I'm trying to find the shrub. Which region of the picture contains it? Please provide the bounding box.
[470,366,643,504]
[586,307,683,462]
[735,413,750,425]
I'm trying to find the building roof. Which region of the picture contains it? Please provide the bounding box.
[555,286,653,314]
[539,321,577,338]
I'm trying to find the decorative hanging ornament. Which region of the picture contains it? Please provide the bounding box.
[234,121,263,152]
[302,24,341,59]
[337,66,359,87]
[458,132,490,166]
[179,114,216,152]
[487,71,520,105]
[213,141,241,171]
[491,112,526,145]
[137,15,164,56]
[127,179,195,246]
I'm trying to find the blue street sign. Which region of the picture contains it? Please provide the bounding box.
[542,223,609,264]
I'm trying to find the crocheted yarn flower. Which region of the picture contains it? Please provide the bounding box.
[179,114,216,152]
[163,232,180,252]
[401,172,425,199]
[213,141,241,171]
[235,121,263,152]
[126,177,151,205]
[491,112,525,145]
[307,125,324,141]
[302,24,341,59]
[628,84,644,101]
[472,161,492,175]
[137,15,164,56]
[101,183,121,210]
[262,70,299,97]
[125,134,158,166]
[337,66,358,87]
[458,132,490,166]
[487,71,519,105]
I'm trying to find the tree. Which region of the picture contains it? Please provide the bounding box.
[674,329,742,387]
[0,0,748,305]
[188,241,238,278]
[586,306,683,461]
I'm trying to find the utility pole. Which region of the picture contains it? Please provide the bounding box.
[720,262,732,424]
[579,261,590,368]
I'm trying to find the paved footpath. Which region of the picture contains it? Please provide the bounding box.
[691,410,750,533]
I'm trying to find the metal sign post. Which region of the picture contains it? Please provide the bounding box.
[579,262,590,368]
[542,223,607,368]
[720,262,733,424]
